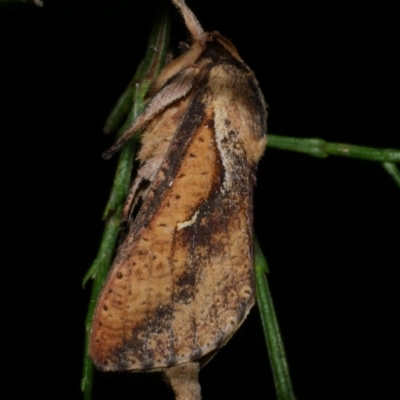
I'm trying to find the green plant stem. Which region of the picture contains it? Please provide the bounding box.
[81,219,119,396]
[81,8,170,400]
[383,162,400,189]
[103,85,135,134]
[102,7,169,135]
[81,5,400,399]
[268,134,400,162]
[254,238,296,400]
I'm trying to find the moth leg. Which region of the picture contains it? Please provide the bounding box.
[163,362,202,400]
[121,158,161,221]
[151,0,206,92]
[103,1,208,160]
[173,0,204,44]
[121,175,143,222]
[103,67,199,160]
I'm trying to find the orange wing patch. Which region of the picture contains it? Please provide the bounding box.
[90,108,255,371]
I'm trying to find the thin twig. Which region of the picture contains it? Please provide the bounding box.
[268,134,400,162]
[254,237,297,400]
[382,162,400,189]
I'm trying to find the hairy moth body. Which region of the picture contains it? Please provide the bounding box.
[90,0,267,372]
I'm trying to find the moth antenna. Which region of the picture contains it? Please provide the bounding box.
[172,0,205,45]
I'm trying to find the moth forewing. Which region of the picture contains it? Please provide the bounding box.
[90,0,267,374]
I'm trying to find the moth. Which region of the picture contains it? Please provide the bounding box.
[90,0,267,383]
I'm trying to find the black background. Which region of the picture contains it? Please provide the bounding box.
[1,0,398,399]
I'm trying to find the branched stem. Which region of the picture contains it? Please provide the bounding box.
[81,5,400,400]
[268,134,400,162]
[268,134,400,187]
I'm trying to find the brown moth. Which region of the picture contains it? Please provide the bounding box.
[90,0,267,382]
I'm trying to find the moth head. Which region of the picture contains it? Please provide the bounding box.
[201,32,243,64]
[172,0,243,64]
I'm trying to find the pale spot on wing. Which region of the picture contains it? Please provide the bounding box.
[176,210,199,231]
